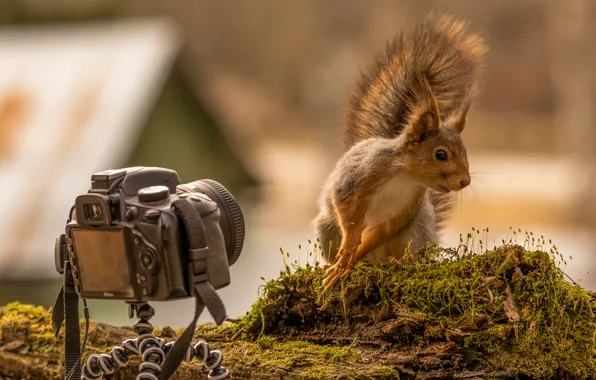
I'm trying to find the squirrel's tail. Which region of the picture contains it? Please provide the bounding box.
[342,12,487,149]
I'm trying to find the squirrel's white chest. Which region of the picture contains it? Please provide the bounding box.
[363,173,420,228]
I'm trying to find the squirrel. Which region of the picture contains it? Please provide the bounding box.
[313,12,488,290]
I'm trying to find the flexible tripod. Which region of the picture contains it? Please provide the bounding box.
[80,302,229,380]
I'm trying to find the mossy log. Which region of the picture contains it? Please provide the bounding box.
[1,244,596,379]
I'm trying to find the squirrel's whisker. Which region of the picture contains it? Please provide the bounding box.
[469,173,488,184]
[468,186,481,206]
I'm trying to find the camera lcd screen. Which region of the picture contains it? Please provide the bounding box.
[70,228,134,298]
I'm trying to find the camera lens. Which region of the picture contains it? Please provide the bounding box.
[177,180,245,266]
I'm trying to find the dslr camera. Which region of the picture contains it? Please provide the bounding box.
[54,166,245,302]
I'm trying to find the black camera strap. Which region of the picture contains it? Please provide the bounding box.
[158,199,228,380]
[51,261,82,380]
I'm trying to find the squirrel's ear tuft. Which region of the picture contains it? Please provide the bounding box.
[455,101,471,133]
[454,85,479,133]
[404,74,440,145]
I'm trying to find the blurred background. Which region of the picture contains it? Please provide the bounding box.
[0,0,595,328]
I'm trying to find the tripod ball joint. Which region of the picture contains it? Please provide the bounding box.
[192,340,224,371]
[82,351,123,380]
[194,340,229,379]
[137,334,165,365]
[208,367,230,380]
[194,341,209,363]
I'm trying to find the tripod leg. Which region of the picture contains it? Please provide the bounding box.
[81,334,168,380]
[136,333,166,380]
[81,341,134,380]
[163,339,230,380]
[80,306,228,380]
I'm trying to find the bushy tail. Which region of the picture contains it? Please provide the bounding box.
[342,12,487,149]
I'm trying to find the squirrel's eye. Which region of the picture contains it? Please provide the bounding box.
[435,149,448,161]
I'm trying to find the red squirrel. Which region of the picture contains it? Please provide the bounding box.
[313,13,488,290]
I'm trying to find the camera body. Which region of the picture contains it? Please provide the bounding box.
[54,166,244,302]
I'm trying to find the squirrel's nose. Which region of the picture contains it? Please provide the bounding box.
[460,176,471,189]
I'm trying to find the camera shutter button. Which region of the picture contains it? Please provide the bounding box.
[138,185,170,202]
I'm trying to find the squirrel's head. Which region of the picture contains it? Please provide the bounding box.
[400,76,472,193]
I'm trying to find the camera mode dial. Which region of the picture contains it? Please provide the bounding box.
[137,185,170,203]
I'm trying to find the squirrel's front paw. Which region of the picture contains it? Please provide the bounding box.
[322,260,354,291]
[322,264,343,291]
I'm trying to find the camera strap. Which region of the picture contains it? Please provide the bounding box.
[158,199,228,380]
[51,261,82,380]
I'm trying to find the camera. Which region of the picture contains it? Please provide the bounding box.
[54,166,245,302]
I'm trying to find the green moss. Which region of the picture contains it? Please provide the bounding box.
[256,334,276,349]
[0,302,62,354]
[238,242,596,379]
